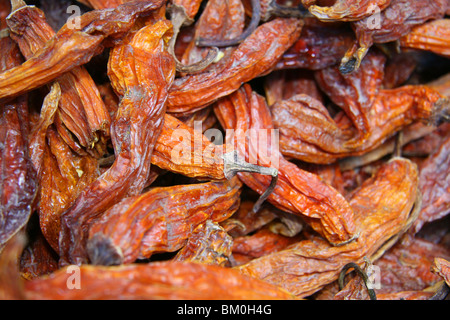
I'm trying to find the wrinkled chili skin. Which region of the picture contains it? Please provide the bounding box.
[180,0,245,68]
[0,36,37,248]
[411,136,450,234]
[59,19,176,266]
[38,127,99,252]
[215,84,357,246]
[174,220,234,267]
[272,81,446,164]
[237,158,418,298]
[86,178,242,265]
[314,49,387,142]
[307,0,391,21]
[353,0,447,51]
[7,3,111,152]
[432,258,450,286]
[400,19,450,58]
[374,236,450,294]
[167,18,303,115]
[23,261,297,300]
[275,18,355,71]
[0,0,167,101]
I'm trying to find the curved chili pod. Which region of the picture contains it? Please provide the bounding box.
[24,261,297,300]
[272,85,447,164]
[7,1,111,153]
[0,0,166,100]
[314,49,387,145]
[86,177,242,266]
[237,157,419,298]
[167,17,303,115]
[214,84,357,246]
[39,127,99,252]
[341,0,447,73]
[59,19,176,266]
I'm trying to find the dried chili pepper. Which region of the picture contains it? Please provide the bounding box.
[0,0,166,100]
[237,157,419,297]
[86,177,242,265]
[59,18,175,266]
[275,17,355,71]
[314,49,387,145]
[179,0,245,71]
[168,0,220,73]
[400,19,450,58]
[196,0,260,48]
[24,261,297,300]
[431,258,450,288]
[306,0,391,22]
[7,0,111,154]
[273,84,447,164]
[264,69,324,106]
[374,235,450,294]
[20,229,59,280]
[232,227,302,266]
[39,126,99,252]
[173,220,234,267]
[167,17,303,115]
[341,0,447,73]
[0,34,37,248]
[215,84,357,246]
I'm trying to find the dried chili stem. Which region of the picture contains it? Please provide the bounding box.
[0,29,9,39]
[338,262,377,300]
[339,46,370,74]
[196,0,261,47]
[169,4,219,73]
[265,0,311,20]
[223,151,278,213]
[429,281,450,300]
[393,131,404,158]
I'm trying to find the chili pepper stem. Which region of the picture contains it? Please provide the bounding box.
[87,234,124,266]
[429,281,450,300]
[0,29,9,39]
[338,261,377,300]
[393,131,404,158]
[340,46,369,74]
[168,4,219,73]
[223,151,278,213]
[265,0,312,21]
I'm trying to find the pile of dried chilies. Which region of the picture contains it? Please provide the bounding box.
[0,0,449,300]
